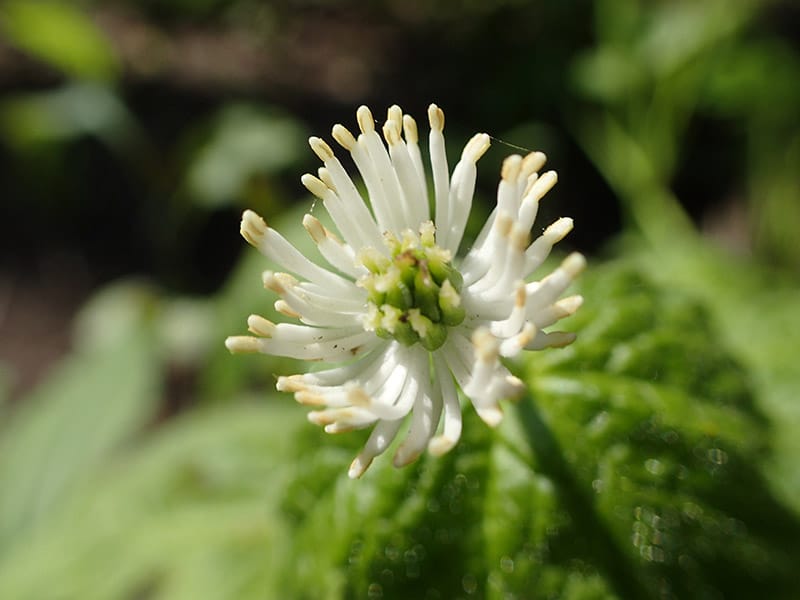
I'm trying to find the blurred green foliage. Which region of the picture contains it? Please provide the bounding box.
[184,104,306,209]
[0,0,119,81]
[2,263,800,599]
[1,0,799,598]
[0,83,137,148]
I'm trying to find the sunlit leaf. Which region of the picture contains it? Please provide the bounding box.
[0,401,301,599]
[571,47,647,102]
[0,1,119,81]
[637,0,753,77]
[0,282,162,553]
[277,263,800,598]
[623,237,800,516]
[2,262,797,598]
[0,84,137,149]
[185,105,306,208]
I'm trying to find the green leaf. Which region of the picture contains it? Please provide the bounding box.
[518,264,795,598]
[0,282,162,554]
[0,401,302,600]
[637,0,752,78]
[275,262,799,598]
[185,104,306,208]
[0,84,137,149]
[0,1,119,81]
[621,237,800,515]
[571,47,648,102]
[1,262,797,598]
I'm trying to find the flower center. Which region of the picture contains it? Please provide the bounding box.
[359,221,466,351]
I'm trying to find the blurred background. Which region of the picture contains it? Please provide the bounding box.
[2,0,798,404]
[2,0,800,400]
[1,0,799,597]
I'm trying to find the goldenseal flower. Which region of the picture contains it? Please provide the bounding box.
[226,104,585,478]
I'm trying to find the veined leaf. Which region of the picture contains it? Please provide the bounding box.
[277,263,798,599]
[0,263,797,598]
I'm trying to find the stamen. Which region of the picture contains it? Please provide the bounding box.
[308,136,334,162]
[247,314,275,337]
[387,104,403,132]
[224,336,262,354]
[520,151,547,178]
[462,133,491,163]
[356,105,375,134]
[332,124,357,150]
[240,210,267,248]
[402,114,418,144]
[428,104,444,132]
[501,154,522,183]
[382,118,402,146]
[525,217,574,272]
[301,173,329,200]
[318,168,336,191]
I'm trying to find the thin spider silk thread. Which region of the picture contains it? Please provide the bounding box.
[488,135,536,154]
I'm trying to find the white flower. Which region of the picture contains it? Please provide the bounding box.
[226,104,585,478]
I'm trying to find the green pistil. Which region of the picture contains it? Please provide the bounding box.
[360,223,465,351]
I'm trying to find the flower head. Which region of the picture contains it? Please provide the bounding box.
[226,104,585,478]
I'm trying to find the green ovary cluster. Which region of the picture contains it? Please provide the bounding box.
[359,223,466,351]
